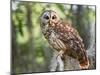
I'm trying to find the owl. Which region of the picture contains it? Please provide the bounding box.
[40,10,89,69]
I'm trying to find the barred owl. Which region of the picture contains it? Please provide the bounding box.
[40,10,89,69]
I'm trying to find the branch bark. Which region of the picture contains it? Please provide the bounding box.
[49,51,80,71]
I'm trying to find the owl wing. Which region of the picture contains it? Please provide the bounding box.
[54,23,89,69]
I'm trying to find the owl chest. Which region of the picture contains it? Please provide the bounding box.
[47,31,67,51]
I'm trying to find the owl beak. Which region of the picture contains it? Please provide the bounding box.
[49,20,52,25]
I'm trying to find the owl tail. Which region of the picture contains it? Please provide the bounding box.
[78,51,89,69]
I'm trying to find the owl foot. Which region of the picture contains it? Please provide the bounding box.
[56,50,64,59]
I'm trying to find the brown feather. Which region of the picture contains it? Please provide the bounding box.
[49,20,89,69]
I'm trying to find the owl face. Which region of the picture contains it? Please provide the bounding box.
[40,10,60,27]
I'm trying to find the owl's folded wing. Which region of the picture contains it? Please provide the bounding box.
[55,26,89,69]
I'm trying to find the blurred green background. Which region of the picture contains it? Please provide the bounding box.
[11,1,96,74]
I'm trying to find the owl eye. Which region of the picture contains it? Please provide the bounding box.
[52,15,56,19]
[44,15,49,20]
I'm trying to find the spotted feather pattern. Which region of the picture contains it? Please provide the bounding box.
[45,20,89,69]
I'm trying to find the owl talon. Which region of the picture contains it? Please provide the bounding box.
[56,50,64,59]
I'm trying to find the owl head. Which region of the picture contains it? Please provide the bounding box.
[40,10,60,27]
